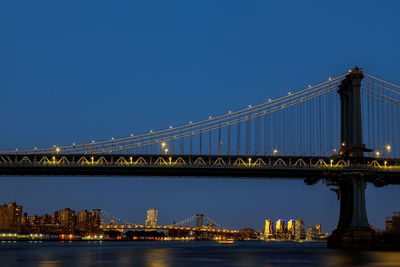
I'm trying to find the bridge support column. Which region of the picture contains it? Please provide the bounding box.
[328,67,375,249]
[328,176,375,249]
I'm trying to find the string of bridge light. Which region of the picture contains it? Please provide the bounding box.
[104,84,340,153]
[3,75,345,154]
[54,83,339,154]
[74,81,341,153]
[9,80,341,154]
[85,84,340,154]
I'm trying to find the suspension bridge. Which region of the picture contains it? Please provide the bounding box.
[100,211,238,234]
[1,66,400,248]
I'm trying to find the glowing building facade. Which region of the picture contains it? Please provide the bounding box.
[264,219,273,239]
[0,202,23,232]
[295,218,305,240]
[145,208,158,227]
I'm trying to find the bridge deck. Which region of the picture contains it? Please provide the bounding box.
[0,154,399,186]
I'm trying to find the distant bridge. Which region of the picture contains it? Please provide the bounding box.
[100,212,237,234]
[100,224,238,234]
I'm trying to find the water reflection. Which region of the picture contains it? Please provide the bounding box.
[0,241,399,267]
[143,248,172,267]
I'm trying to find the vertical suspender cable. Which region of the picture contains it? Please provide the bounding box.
[190,125,193,155]
[246,111,251,155]
[264,112,267,155]
[218,122,221,155]
[199,126,202,155]
[228,122,231,155]
[237,115,241,155]
[209,128,211,155]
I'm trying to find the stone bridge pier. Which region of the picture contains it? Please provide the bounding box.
[328,67,375,249]
[328,175,374,249]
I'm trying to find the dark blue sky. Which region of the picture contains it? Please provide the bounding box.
[1,1,399,231]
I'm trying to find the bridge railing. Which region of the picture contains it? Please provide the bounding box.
[1,154,400,171]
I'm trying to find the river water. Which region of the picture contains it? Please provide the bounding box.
[0,241,399,266]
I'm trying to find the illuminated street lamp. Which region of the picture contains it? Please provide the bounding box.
[248,158,252,167]
[164,148,168,155]
[376,151,380,158]
[273,149,278,156]
[386,145,391,158]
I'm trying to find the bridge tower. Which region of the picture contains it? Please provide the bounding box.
[328,67,374,249]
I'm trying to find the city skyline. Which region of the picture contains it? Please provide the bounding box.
[1,1,400,234]
[1,201,327,234]
[0,199,391,232]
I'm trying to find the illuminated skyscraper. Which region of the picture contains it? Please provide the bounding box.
[306,226,319,240]
[287,220,295,239]
[264,219,273,239]
[316,224,321,234]
[275,220,284,232]
[145,208,158,227]
[275,220,285,239]
[295,218,305,240]
[58,208,76,234]
[92,209,101,232]
[77,210,91,232]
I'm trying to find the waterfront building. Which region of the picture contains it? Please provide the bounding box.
[287,220,295,239]
[264,219,273,239]
[145,208,158,227]
[53,211,59,224]
[275,220,285,239]
[77,210,91,232]
[275,220,284,232]
[316,224,322,235]
[58,208,76,234]
[294,218,305,240]
[0,202,23,232]
[305,226,319,240]
[92,209,101,232]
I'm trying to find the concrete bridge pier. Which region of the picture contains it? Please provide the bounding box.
[328,176,375,249]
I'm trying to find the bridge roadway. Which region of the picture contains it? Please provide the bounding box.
[100,224,238,234]
[0,154,399,186]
